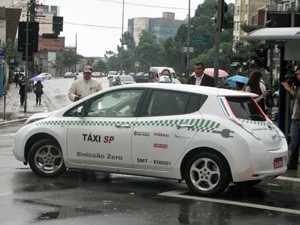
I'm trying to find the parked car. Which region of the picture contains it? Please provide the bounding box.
[13,83,288,196]
[133,72,150,83]
[74,72,83,80]
[112,75,136,86]
[92,72,102,78]
[63,72,75,78]
[150,67,181,84]
[37,72,52,80]
[108,74,119,87]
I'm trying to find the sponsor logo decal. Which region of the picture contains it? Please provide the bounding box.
[134,131,150,136]
[174,134,190,140]
[154,143,168,149]
[153,132,169,138]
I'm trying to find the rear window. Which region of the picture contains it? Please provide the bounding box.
[226,96,266,121]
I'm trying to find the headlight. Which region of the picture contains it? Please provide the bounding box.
[25,111,54,124]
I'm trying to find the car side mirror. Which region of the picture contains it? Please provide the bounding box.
[76,106,84,117]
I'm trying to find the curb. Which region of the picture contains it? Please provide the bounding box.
[0,118,27,127]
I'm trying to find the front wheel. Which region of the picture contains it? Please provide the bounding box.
[28,139,66,177]
[184,152,230,196]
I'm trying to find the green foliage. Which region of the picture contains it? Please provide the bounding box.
[53,51,82,74]
[93,60,107,73]
[240,23,264,33]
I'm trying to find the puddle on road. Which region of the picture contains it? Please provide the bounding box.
[14,182,79,193]
[21,199,103,221]
[38,206,103,220]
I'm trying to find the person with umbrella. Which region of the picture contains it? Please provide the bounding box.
[186,62,215,87]
[33,80,44,105]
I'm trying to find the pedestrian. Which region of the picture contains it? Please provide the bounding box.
[68,65,102,102]
[150,68,158,83]
[14,72,20,88]
[160,68,173,83]
[33,80,44,105]
[186,62,215,87]
[242,70,270,113]
[281,67,300,170]
[18,76,26,106]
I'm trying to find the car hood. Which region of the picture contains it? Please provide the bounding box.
[25,110,58,124]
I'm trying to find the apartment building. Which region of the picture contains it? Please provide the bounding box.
[128,12,186,44]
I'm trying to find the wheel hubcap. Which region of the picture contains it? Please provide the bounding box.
[190,158,221,191]
[34,145,63,174]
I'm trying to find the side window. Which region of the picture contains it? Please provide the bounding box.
[146,90,194,116]
[84,89,143,117]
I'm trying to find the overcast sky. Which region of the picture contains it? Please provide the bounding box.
[44,0,234,57]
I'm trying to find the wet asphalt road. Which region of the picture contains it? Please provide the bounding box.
[1,79,300,224]
[0,124,300,225]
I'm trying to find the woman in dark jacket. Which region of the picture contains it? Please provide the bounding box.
[19,77,26,106]
[33,81,44,105]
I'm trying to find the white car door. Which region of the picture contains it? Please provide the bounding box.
[132,90,202,171]
[66,89,144,168]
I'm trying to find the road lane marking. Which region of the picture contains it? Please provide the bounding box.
[277,176,300,182]
[159,190,300,215]
[0,191,13,197]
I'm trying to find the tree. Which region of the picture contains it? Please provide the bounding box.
[134,31,164,71]
[93,60,108,73]
[53,51,82,76]
[117,31,136,73]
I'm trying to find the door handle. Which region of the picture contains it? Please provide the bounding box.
[177,124,195,129]
[115,124,131,128]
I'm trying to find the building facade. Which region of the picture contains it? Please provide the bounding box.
[233,0,300,80]
[128,12,186,44]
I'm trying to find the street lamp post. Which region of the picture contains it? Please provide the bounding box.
[186,0,191,76]
[120,0,125,74]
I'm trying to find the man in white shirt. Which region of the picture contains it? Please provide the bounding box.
[68,65,102,102]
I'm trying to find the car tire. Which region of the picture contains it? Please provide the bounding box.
[28,139,66,177]
[184,152,230,196]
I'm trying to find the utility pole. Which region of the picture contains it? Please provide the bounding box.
[186,0,191,77]
[213,0,223,85]
[120,0,125,75]
[24,0,36,113]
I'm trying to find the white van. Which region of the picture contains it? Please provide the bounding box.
[149,67,181,84]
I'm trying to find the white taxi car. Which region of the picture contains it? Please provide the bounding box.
[13,83,288,196]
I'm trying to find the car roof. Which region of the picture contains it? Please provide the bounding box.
[150,67,175,73]
[106,83,255,97]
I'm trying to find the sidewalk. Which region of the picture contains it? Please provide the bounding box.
[0,83,48,125]
[0,83,300,191]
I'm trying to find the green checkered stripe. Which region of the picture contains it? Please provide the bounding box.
[37,119,220,133]
[240,119,272,126]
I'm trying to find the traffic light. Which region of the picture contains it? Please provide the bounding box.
[18,22,39,54]
[53,16,63,34]
[221,0,228,30]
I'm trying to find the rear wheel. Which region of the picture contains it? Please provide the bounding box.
[184,152,230,196]
[28,139,66,177]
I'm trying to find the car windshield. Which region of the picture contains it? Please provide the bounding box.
[226,96,266,121]
[120,76,134,81]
